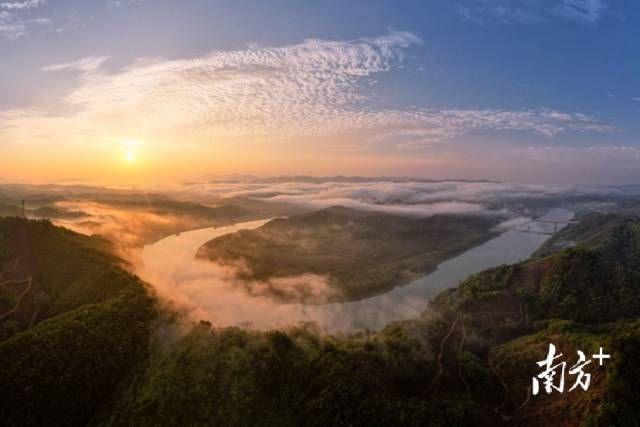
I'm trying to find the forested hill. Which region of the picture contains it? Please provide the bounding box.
[0,218,158,426]
[197,206,501,302]
[533,212,640,271]
[427,213,640,425]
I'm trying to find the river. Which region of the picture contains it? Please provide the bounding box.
[139,208,574,333]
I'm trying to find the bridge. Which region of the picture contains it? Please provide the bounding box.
[514,218,579,236]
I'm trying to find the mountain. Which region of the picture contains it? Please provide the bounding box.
[197,206,502,302]
[0,217,157,426]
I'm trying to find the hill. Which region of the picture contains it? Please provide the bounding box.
[197,206,502,302]
[533,213,640,271]
[425,213,640,425]
[0,217,158,426]
[0,184,304,252]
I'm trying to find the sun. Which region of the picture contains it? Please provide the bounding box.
[121,138,142,164]
[125,149,136,163]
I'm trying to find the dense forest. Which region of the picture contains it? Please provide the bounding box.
[0,218,158,425]
[1,213,640,426]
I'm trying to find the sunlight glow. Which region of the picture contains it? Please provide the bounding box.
[125,149,136,163]
[122,138,142,164]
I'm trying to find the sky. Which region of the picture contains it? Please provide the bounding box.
[0,0,639,185]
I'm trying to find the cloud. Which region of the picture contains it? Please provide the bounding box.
[137,219,431,332]
[366,108,611,148]
[42,55,111,73]
[27,178,636,332]
[553,0,607,23]
[458,0,609,24]
[0,0,44,10]
[190,178,619,219]
[521,145,640,161]
[0,31,612,148]
[0,0,47,39]
[108,0,144,6]
[138,178,628,332]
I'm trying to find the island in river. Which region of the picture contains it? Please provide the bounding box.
[196,206,503,302]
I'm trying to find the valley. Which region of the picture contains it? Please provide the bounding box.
[1,182,640,426]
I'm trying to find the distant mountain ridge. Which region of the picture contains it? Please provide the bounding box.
[202,174,498,184]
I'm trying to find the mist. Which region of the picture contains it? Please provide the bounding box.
[135,220,431,333]
[37,179,632,333]
[134,207,572,333]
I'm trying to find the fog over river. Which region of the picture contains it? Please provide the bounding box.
[139,209,573,333]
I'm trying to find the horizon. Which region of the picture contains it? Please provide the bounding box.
[3,174,640,191]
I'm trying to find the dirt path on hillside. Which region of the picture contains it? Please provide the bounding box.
[488,353,532,421]
[0,257,22,280]
[427,315,460,392]
[0,276,33,320]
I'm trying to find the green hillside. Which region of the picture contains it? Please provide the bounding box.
[0,216,134,337]
[534,213,640,270]
[0,218,158,426]
[197,206,501,301]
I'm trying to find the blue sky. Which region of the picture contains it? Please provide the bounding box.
[0,0,639,184]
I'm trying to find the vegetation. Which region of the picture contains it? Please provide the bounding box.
[97,323,474,427]
[0,218,158,426]
[3,212,640,426]
[0,217,128,339]
[534,213,640,271]
[198,206,500,301]
[0,287,156,426]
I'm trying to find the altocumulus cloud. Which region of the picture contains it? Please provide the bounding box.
[0,31,612,147]
[0,0,48,39]
[0,0,45,10]
[458,0,609,25]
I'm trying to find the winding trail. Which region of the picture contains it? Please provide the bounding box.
[0,277,32,320]
[453,294,532,422]
[457,317,472,398]
[489,356,510,417]
[0,257,33,321]
[0,257,22,280]
[487,353,532,421]
[427,315,460,392]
